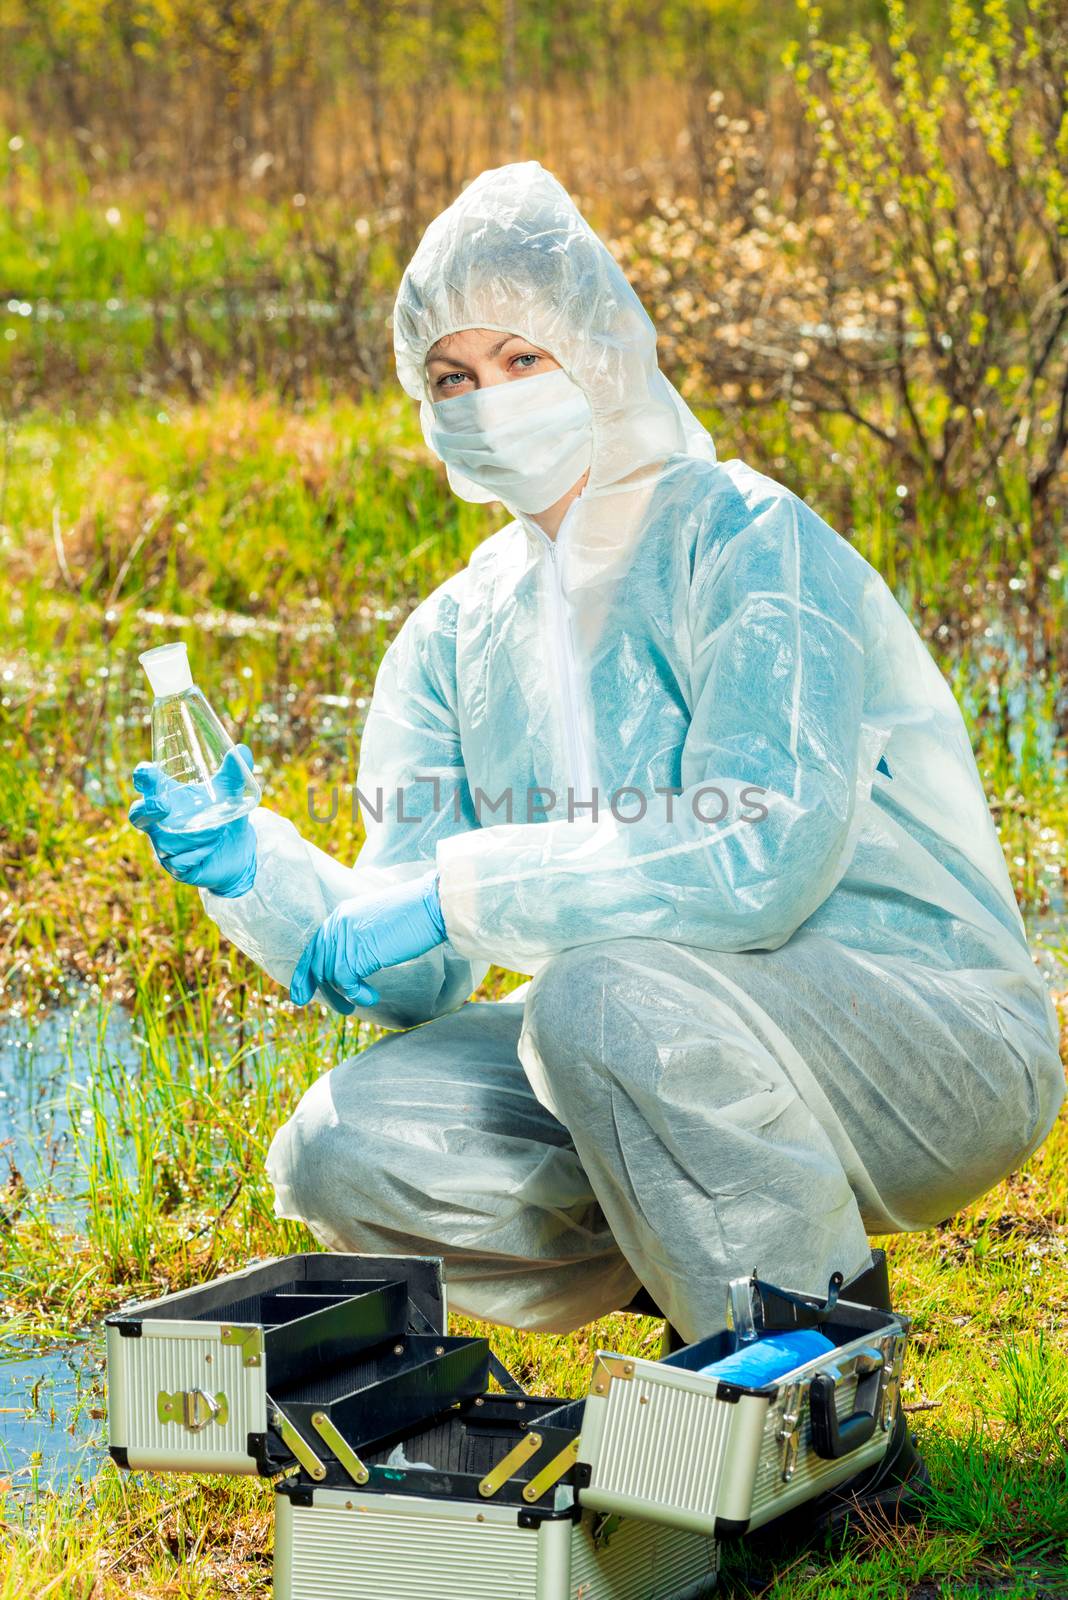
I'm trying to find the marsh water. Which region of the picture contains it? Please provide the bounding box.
[0,1337,105,1491]
[0,998,146,1490]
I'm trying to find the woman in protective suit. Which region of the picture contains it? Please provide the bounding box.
[131,162,1064,1526]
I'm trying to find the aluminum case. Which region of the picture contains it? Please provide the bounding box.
[563,1276,910,1539]
[106,1253,453,1475]
[104,1252,913,1594]
[271,1379,720,1596]
[274,1486,719,1600]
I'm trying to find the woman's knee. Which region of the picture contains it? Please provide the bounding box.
[524,939,634,1069]
[266,1036,425,1237]
[266,1068,356,1238]
[268,1001,565,1247]
[523,937,755,1110]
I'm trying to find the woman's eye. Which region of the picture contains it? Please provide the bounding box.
[437,372,467,389]
[512,353,539,370]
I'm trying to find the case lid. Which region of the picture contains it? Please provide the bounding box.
[104,1253,505,1484]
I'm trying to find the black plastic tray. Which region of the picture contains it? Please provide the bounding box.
[277,1394,581,1516]
[272,1333,491,1454]
[105,1253,445,1339]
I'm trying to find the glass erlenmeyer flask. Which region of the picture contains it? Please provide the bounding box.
[139,642,261,833]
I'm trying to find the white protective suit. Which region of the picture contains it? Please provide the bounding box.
[203,161,1065,1341]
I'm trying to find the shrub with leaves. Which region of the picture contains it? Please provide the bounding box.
[793,0,1068,533]
[621,0,1068,542]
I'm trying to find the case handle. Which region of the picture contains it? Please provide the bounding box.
[809,1352,886,1460]
[726,1273,760,1344]
[726,1268,846,1340]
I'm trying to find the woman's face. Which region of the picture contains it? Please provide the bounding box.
[425,327,560,403]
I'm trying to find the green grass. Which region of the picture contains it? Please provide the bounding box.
[1,387,1066,1596]
[0,192,402,406]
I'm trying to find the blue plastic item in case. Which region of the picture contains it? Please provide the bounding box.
[698,1328,835,1385]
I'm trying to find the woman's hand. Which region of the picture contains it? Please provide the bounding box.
[289,871,447,1014]
[128,745,258,898]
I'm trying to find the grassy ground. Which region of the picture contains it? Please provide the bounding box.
[1,390,1066,1596]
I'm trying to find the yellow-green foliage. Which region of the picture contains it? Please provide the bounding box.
[782,0,1068,519]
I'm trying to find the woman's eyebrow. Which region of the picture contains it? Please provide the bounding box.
[488,333,527,356]
[426,349,470,368]
[426,333,532,367]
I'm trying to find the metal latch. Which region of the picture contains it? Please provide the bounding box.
[881,1336,906,1432]
[777,1380,803,1482]
[157,1388,229,1432]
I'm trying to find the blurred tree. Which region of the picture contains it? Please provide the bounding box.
[622,0,1067,545]
[0,0,958,205]
[791,0,1068,536]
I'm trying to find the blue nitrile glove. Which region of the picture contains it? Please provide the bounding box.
[128,744,258,898]
[289,870,447,1014]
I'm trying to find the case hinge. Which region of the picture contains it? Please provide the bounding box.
[478,1431,543,1498]
[310,1411,369,1486]
[156,1388,229,1432]
[522,1436,581,1503]
[727,1272,760,1344]
[271,1409,327,1482]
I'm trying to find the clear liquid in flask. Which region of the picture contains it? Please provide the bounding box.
[140,643,261,834]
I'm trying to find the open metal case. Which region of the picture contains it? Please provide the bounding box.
[272,1389,719,1600]
[105,1251,720,1599]
[106,1254,912,1595]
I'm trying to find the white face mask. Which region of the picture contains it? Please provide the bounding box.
[421,366,593,514]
